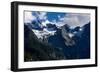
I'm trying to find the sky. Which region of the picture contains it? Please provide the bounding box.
[24,11,90,28]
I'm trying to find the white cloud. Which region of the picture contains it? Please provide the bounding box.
[51,19,57,24]
[24,12,36,23]
[25,12,90,29]
[59,13,90,28]
[58,15,61,19]
[24,11,47,25]
[42,20,50,27]
[38,12,47,20]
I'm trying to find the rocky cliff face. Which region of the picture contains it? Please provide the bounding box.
[61,25,75,46]
[24,25,65,62]
[48,23,90,59]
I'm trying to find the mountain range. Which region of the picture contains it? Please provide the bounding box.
[24,24,65,62]
[24,20,90,61]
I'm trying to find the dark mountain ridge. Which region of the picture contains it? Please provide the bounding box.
[24,24,65,62]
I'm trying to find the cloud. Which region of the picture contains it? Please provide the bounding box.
[24,11,47,24]
[24,11,90,29]
[24,11,36,23]
[35,12,47,21]
[42,20,50,27]
[58,15,62,19]
[39,12,47,20]
[59,13,90,28]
